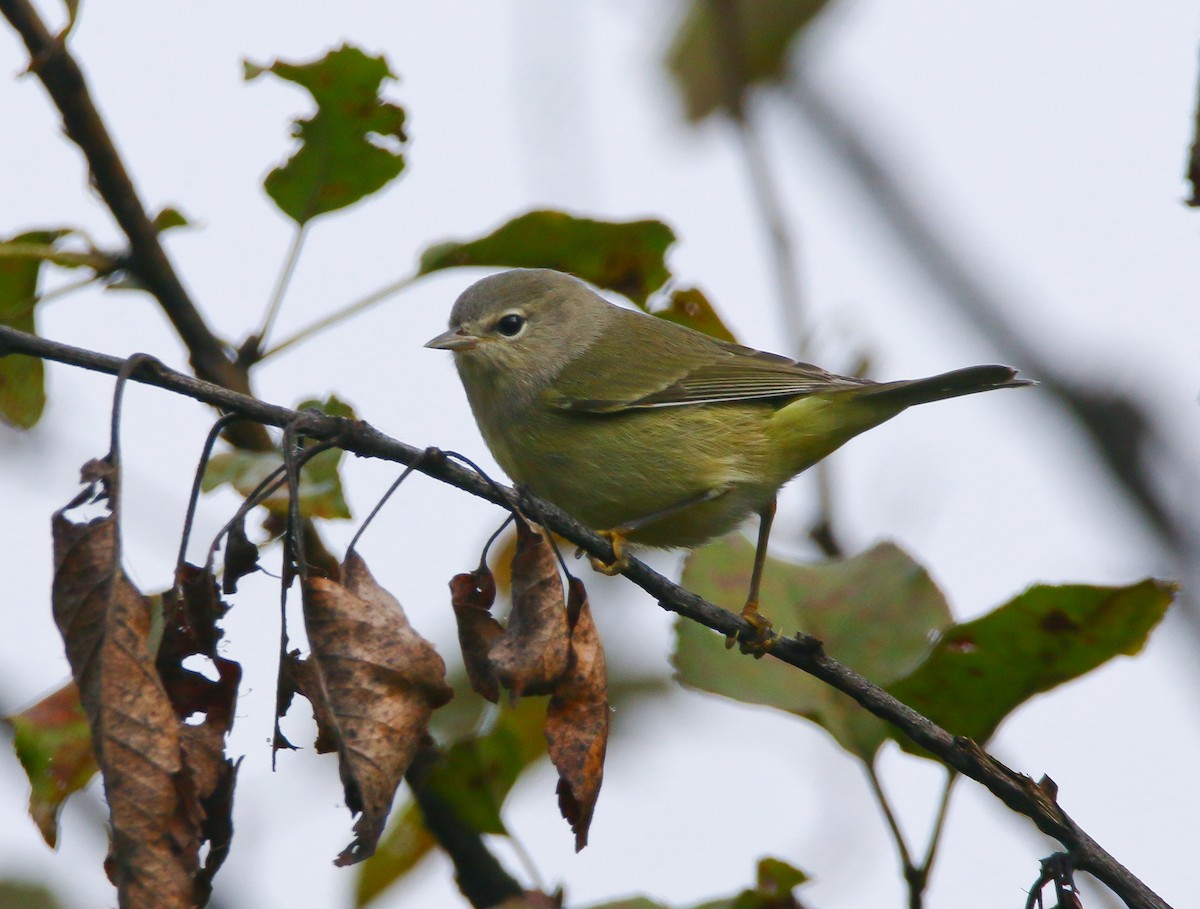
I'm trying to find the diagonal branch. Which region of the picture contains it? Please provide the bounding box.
[0,324,1172,909]
[0,0,246,398]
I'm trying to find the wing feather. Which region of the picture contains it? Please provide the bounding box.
[545,307,869,412]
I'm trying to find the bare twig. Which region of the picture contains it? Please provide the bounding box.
[0,0,243,395]
[261,272,420,361]
[251,225,309,357]
[0,324,1172,909]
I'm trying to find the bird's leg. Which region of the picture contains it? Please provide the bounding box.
[589,528,630,576]
[727,498,776,653]
[587,487,728,576]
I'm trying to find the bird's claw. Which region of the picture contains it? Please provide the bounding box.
[725,601,774,656]
[588,529,630,576]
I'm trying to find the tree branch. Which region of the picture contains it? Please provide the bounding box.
[0,324,1171,909]
[0,0,246,394]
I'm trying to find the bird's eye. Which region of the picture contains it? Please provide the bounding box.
[495,314,525,337]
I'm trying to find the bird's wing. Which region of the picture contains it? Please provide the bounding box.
[546,309,869,413]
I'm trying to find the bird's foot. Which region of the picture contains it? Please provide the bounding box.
[725,601,774,656]
[587,529,630,576]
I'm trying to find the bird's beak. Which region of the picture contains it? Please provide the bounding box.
[424,327,480,351]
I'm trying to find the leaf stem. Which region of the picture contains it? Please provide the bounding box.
[259,271,419,361]
[864,761,915,872]
[255,224,308,352]
[920,770,958,874]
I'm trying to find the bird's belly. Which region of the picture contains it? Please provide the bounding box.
[499,405,776,549]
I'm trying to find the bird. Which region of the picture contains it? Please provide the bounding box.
[426,268,1030,643]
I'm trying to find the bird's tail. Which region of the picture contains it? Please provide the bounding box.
[864,365,1034,409]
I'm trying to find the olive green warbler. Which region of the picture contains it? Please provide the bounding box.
[427,268,1029,633]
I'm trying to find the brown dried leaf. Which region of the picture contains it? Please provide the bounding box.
[546,578,608,851]
[221,517,260,594]
[450,567,503,702]
[302,551,453,865]
[52,489,203,907]
[488,520,570,700]
[284,651,339,754]
[159,565,242,901]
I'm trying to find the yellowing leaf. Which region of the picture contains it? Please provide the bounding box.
[666,0,831,122]
[6,682,97,847]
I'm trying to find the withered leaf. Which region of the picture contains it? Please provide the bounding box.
[159,565,242,900]
[546,578,608,851]
[450,567,503,702]
[221,517,260,594]
[302,551,453,865]
[488,520,570,700]
[284,652,338,755]
[52,490,204,907]
[447,520,609,849]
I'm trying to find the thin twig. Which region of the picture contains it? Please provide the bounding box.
[261,272,419,361]
[0,324,1172,909]
[253,225,308,355]
[0,0,241,394]
[921,770,958,874]
[864,762,915,870]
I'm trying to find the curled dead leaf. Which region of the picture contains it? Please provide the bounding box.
[546,578,608,851]
[52,490,204,907]
[447,520,609,851]
[488,520,570,700]
[450,567,503,702]
[301,551,452,865]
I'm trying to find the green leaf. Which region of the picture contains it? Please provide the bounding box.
[653,286,737,342]
[754,857,808,894]
[0,880,63,909]
[6,681,97,847]
[888,579,1174,749]
[151,206,191,233]
[423,698,546,834]
[675,538,951,762]
[352,799,435,908]
[666,0,831,122]
[0,229,73,428]
[711,857,809,909]
[354,699,546,907]
[247,45,408,224]
[202,394,355,520]
[417,209,676,306]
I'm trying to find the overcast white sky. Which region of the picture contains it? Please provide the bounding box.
[2,2,1199,908]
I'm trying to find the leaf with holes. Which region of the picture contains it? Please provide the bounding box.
[246,45,407,224]
[52,462,207,906]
